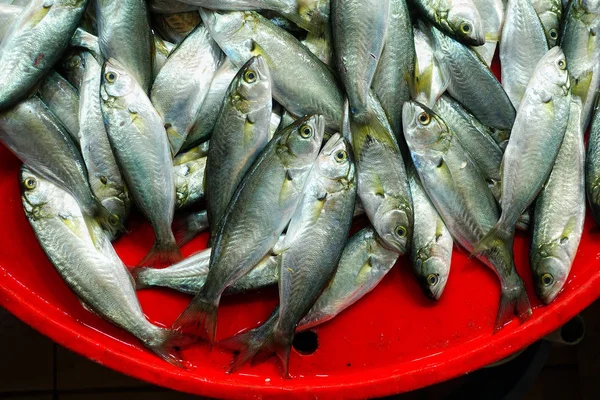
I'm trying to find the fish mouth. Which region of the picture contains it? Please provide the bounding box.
[419,257,450,301]
[534,257,568,304]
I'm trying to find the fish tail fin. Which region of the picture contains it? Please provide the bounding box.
[172,294,219,346]
[172,211,209,247]
[138,235,183,267]
[495,277,532,333]
[130,267,151,290]
[146,328,195,368]
[473,220,514,257]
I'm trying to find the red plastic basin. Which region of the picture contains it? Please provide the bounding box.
[1,60,600,399]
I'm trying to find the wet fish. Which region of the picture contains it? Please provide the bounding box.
[200,10,344,132]
[531,100,585,304]
[175,156,206,210]
[586,93,600,224]
[413,26,449,108]
[471,0,504,66]
[172,209,209,247]
[500,0,548,109]
[151,24,222,154]
[151,10,200,43]
[407,167,453,300]
[205,56,272,233]
[153,35,175,80]
[37,70,80,143]
[431,25,516,131]
[100,59,182,266]
[95,0,153,92]
[332,0,389,116]
[172,115,324,344]
[20,167,184,366]
[225,133,357,376]
[403,100,532,331]
[532,0,562,47]
[0,0,88,110]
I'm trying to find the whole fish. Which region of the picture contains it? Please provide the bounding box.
[37,71,80,143]
[226,133,357,376]
[407,167,453,300]
[151,24,222,154]
[403,101,532,331]
[560,0,600,130]
[205,56,272,233]
[79,52,130,224]
[500,0,548,109]
[151,10,200,43]
[332,0,389,116]
[372,0,414,140]
[0,0,88,110]
[20,167,183,366]
[172,115,324,344]
[153,35,175,80]
[95,0,153,92]
[532,0,562,47]
[586,93,600,223]
[0,96,120,234]
[413,26,449,108]
[410,0,485,45]
[0,4,23,43]
[175,156,206,210]
[100,59,182,266]
[183,58,238,151]
[431,25,516,131]
[346,97,413,255]
[471,0,504,66]
[531,100,585,304]
[200,10,344,132]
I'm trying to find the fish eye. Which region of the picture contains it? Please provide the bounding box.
[549,29,558,40]
[426,273,439,286]
[395,225,407,238]
[23,177,37,190]
[418,112,431,126]
[557,59,567,70]
[300,124,313,138]
[244,69,257,83]
[541,273,554,286]
[100,176,108,185]
[105,71,118,83]
[460,22,472,34]
[108,214,120,226]
[334,149,348,163]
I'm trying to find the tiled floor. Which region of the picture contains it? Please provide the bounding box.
[1,301,599,400]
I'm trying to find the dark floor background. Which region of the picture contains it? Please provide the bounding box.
[1,299,599,400]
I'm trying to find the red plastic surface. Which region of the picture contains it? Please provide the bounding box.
[1,61,600,399]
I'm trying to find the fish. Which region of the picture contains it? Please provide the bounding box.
[151,10,200,44]
[372,0,415,140]
[0,4,23,43]
[500,0,549,109]
[532,0,563,47]
[95,0,153,92]
[531,100,585,304]
[560,0,600,130]
[224,133,357,376]
[200,10,344,132]
[476,47,571,276]
[403,100,532,331]
[79,51,130,226]
[407,167,453,300]
[172,209,209,247]
[100,58,182,266]
[302,29,334,67]
[175,155,206,210]
[0,0,88,110]
[172,114,324,344]
[331,0,389,116]
[345,96,413,255]
[410,0,485,45]
[470,0,504,66]
[587,93,600,224]
[183,58,238,151]
[413,26,449,108]
[20,167,184,366]
[431,25,516,131]
[151,24,222,154]
[152,35,176,80]
[37,70,80,144]
[205,56,273,234]
[0,96,121,235]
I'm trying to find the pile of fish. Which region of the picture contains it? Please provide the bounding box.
[0,0,598,377]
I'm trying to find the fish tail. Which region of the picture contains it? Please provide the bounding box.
[138,235,183,267]
[473,220,514,257]
[495,277,532,333]
[145,328,194,368]
[172,294,219,346]
[130,267,151,290]
[172,211,209,247]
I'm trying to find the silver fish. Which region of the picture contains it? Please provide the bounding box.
[151,24,222,154]
[37,70,80,143]
[532,0,562,47]
[20,167,184,366]
[403,100,532,331]
[172,115,324,345]
[0,0,88,110]
[101,58,182,266]
[471,0,504,66]
[205,56,272,233]
[175,156,206,210]
[531,100,585,304]
[413,26,449,108]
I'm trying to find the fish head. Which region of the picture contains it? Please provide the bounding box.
[375,207,412,255]
[232,56,272,104]
[316,133,356,189]
[414,245,451,300]
[281,114,325,167]
[402,101,448,153]
[101,59,136,99]
[532,243,571,304]
[537,47,570,89]
[447,3,486,45]
[19,167,70,221]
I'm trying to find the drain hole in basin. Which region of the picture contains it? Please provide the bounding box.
[561,316,585,344]
[293,331,318,355]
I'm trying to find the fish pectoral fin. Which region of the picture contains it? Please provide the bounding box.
[560,216,578,242]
